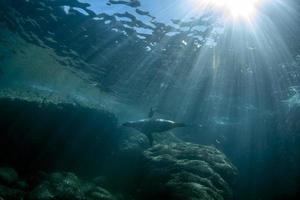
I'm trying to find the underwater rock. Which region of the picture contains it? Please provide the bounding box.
[139,142,238,200]
[29,172,85,200]
[0,167,28,199]
[0,184,25,200]
[0,97,118,177]
[29,172,116,200]
[117,128,149,154]
[0,167,18,186]
[86,186,116,200]
[118,127,182,152]
[16,180,28,190]
[152,131,183,145]
[94,128,149,193]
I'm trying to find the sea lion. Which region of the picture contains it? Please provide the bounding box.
[122,118,187,145]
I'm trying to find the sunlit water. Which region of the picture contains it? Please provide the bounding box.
[0,0,300,200]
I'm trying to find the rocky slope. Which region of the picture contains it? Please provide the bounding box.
[0,96,238,200]
[137,142,237,200]
[0,167,117,200]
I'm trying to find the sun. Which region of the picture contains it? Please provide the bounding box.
[190,0,262,19]
[210,0,260,18]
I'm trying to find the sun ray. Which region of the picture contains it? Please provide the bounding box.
[189,0,262,19]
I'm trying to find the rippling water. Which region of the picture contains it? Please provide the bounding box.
[0,0,300,200]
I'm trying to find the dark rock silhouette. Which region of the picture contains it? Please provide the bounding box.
[29,172,116,200]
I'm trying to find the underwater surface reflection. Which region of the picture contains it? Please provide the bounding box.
[0,0,300,199]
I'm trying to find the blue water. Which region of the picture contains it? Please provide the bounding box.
[0,0,300,199]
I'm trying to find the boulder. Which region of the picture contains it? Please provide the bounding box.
[117,128,149,155]
[117,128,182,154]
[29,172,116,200]
[139,142,238,200]
[0,167,27,199]
[29,172,85,200]
[0,167,18,186]
[86,186,116,200]
[0,97,119,177]
[0,184,25,200]
[152,131,183,145]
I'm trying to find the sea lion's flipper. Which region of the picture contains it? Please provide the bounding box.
[146,132,153,146]
[148,107,156,118]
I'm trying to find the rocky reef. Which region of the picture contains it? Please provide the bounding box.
[0,167,26,199]
[137,142,237,200]
[0,167,117,200]
[0,96,238,200]
[28,172,116,200]
[0,96,118,177]
[113,127,238,200]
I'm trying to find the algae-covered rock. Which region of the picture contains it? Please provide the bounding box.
[117,128,149,154]
[139,142,238,200]
[0,167,18,186]
[118,127,182,154]
[86,186,116,200]
[16,180,28,190]
[0,97,118,177]
[152,131,183,145]
[0,167,27,199]
[29,172,116,200]
[29,172,85,200]
[0,184,25,200]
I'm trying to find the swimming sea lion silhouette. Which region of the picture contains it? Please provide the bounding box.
[122,108,200,145]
